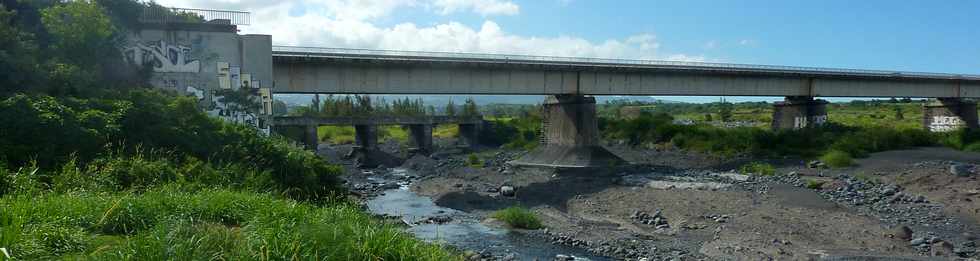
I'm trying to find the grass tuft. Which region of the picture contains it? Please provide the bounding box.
[820,149,854,168]
[492,206,542,229]
[739,162,775,176]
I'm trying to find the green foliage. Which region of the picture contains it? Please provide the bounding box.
[446,99,457,116]
[467,154,481,167]
[485,113,541,149]
[821,149,854,168]
[0,6,41,93]
[718,101,733,121]
[0,188,462,260]
[493,206,542,229]
[462,97,479,117]
[805,180,826,190]
[318,125,356,144]
[739,162,775,176]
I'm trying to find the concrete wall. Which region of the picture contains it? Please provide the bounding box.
[771,97,828,130]
[124,24,273,133]
[273,58,979,98]
[541,95,599,146]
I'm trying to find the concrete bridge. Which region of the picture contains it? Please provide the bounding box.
[272,115,484,154]
[125,7,980,167]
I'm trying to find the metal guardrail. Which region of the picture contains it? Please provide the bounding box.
[140,7,250,25]
[272,45,980,81]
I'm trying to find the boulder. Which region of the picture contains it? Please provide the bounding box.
[893,226,912,240]
[500,186,516,197]
[951,164,972,177]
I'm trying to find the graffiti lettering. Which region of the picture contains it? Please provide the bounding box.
[123,41,201,73]
[930,116,965,132]
[793,115,828,129]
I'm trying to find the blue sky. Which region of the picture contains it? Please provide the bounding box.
[160,0,980,103]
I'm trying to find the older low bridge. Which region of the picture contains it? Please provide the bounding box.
[272,115,484,154]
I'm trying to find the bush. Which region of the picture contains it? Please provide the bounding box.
[739,162,775,176]
[492,206,542,229]
[821,150,854,168]
[467,154,481,167]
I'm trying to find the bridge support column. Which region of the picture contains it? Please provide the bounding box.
[771,96,829,130]
[511,95,622,168]
[458,123,481,149]
[407,124,433,154]
[303,124,319,151]
[354,124,378,150]
[923,98,978,132]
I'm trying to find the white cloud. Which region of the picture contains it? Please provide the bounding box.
[703,40,717,50]
[738,39,755,46]
[432,0,519,16]
[151,0,704,61]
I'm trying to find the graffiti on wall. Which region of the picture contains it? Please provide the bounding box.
[123,41,201,73]
[793,115,827,129]
[929,116,965,132]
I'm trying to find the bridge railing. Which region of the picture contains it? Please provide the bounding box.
[140,7,250,25]
[272,46,980,81]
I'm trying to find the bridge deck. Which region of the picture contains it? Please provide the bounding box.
[273,115,483,126]
[272,46,980,98]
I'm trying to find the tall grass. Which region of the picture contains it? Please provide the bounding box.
[0,187,461,260]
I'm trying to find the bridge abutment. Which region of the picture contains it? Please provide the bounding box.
[354,124,379,150]
[771,96,829,130]
[923,98,978,132]
[407,124,433,154]
[512,95,623,168]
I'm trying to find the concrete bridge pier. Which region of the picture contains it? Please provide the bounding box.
[923,98,978,132]
[457,123,481,149]
[407,124,433,154]
[354,124,379,150]
[771,96,829,130]
[303,124,319,150]
[511,94,622,168]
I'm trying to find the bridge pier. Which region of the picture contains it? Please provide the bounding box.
[303,124,319,150]
[407,124,433,154]
[458,123,481,149]
[923,98,978,132]
[771,96,829,130]
[354,124,378,150]
[512,94,622,168]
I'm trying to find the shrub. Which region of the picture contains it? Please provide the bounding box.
[805,180,826,190]
[739,162,775,176]
[467,154,481,167]
[821,150,854,168]
[492,206,542,229]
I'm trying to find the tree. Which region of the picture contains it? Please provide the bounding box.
[445,99,456,116]
[40,0,118,94]
[718,102,733,122]
[894,106,905,120]
[462,97,479,117]
[0,6,41,95]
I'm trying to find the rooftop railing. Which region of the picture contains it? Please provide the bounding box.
[139,7,250,25]
[273,45,980,81]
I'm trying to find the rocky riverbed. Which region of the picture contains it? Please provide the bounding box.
[322,142,980,260]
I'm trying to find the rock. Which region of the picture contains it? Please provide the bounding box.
[807,160,825,169]
[464,250,480,261]
[500,186,516,197]
[910,237,926,246]
[502,253,517,261]
[931,241,955,256]
[951,164,972,177]
[453,183,463,188]
[893,226,913,240]
[487,187,499,193]
[555,254,573,260]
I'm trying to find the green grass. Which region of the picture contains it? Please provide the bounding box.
[433,124,459,139]
[739,162,776,176]
[467,154,481,167]
[492,206,542,229]
[0,187,461,260]
[821,149,854,168]
[318,126,356,144]
[805,179,826,189]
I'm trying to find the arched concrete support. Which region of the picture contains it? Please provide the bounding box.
[303,124,318,151]
[458,123,480,148]
[407,124,433,154]
[354,124,378,150]
[771,96,829,130]
[512,94,623,168]
[923,98,978,132]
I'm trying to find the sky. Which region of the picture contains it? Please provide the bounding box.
[154,0,980,103]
